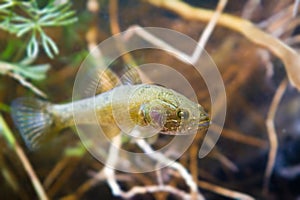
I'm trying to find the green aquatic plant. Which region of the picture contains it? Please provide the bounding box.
[0,0,77,59]
[0,60,50,97]
[0,0,78,97]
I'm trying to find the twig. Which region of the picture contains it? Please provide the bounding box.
[44,156,82,197]
[210,124,267,148]
[198,180,255,200]
[102,134,123,196]
[0,151,20,194]
[0,62,47,98]
[283,17,300,38]
[257,49,274,78]
[109,0,148,83]
[285,34,300,46]
[0,114,48,200]
[210,148,239,172]
[146,0,300,91]
[85,16,120,93]
[61,170,133,200]
[191,0,227,62]
[123,25,191,62]
[242,0,261,19]
[189,132,202,198]
[135,138,205,200]
[44,157,71,190]
[8,72,47,98]
[264,78,288,194]
[189,0,227,195]
[109,0,121,35]
[294,0,300,17]
[258,4,295,38]
[120,185,192,199]
[258,4,293,30]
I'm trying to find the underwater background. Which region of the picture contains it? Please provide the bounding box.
[1,0,300,199]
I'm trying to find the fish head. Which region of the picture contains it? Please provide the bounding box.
[144,88,210,135]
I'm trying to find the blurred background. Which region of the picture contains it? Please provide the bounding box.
[1,0,300,199]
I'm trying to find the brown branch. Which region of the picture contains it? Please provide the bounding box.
[264,78,288,194]
[198,180,255,200]
[146,0,300,91]
[0,115,48,200]
[189,0,227,198]
[211,124,267,148]
[109,0,152,83]
[120,185,192,199]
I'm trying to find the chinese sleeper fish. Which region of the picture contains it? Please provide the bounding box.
[11,67,210,149]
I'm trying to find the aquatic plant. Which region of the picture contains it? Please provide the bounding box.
[0,0,77,58]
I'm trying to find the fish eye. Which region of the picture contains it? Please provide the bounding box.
[177,109,189,119]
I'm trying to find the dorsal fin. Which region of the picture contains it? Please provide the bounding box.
[120,65,142,85]
[95,68,121,94]
[85,68,121,95]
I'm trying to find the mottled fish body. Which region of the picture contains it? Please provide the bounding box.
[11,84,209,149]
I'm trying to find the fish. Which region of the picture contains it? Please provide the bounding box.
[11,68,210,149]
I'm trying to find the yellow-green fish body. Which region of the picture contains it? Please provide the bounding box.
[11,84,209,149]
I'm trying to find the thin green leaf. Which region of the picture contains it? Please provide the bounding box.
[41,32,59,59]
[42,17,77,26]
[0,114,16,147]
[26,34,38,59]
[38,12,60,23]
[0,102,10,113]
[0,1,13,10]
[14,64,50,80]
[0,1,76,59]
[54,10,76,23]
[10,15,32,23]
[16,26,32,37]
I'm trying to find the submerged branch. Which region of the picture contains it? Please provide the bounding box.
[0,114,48,200]
[146,0,300,91]
[264,78,288,194]
[198,180,255,200]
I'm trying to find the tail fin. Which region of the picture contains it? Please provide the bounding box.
[11,98,54,150]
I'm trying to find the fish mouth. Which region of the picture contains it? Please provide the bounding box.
[198,116,210,129]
